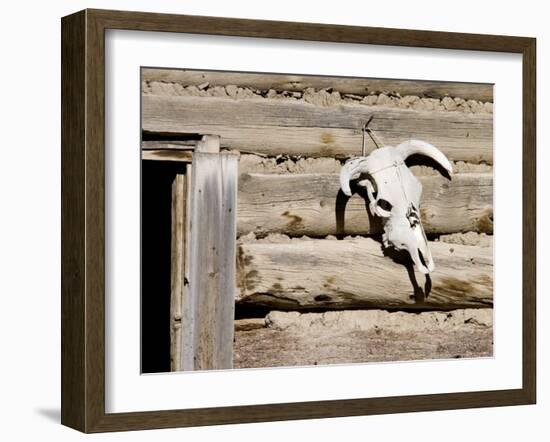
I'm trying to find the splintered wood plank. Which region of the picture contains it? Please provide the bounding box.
[236,238,493,310]
[142,95,493,163]
[187,152,239,370]
[180,166,194,370]
[142,150,193,162]
[142,140,196,150]
[237,172,493,236]
[142,68,494,102]
[170,174,186,371]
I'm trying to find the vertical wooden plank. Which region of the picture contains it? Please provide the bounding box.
[169,174,186,371]
[187,152,238,370]
[215,156,238,366]
[180,166,194,370]
[196,134,221,153]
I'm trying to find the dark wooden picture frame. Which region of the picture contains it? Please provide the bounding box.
[61,9,536,433]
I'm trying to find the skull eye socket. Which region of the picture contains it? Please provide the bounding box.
[377,199,393,212]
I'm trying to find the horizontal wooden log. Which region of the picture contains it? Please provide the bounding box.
[236,238,493,310]
[142,95,493,163]
[237,172,493,236]
[142,69,493,102]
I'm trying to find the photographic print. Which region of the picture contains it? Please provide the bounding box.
[61,10,535,431]
[140,68,494,374]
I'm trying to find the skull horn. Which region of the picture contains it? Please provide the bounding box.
[395,139,453,176]
[339,157,372,197]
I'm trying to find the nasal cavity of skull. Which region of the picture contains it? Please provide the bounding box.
[406,204,420,227]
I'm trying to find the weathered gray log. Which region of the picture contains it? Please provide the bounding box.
[186,150,239,370]
[142,95,493,163]
[169,174,186,371]
[142,68,493,102]
[236,237,493,310]
[237,172,493,236]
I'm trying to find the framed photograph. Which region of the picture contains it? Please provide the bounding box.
[61,9,536,433]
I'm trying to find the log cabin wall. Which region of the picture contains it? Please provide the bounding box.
[141,68,494,370]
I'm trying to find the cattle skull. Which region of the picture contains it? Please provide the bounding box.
[340,139,453,274]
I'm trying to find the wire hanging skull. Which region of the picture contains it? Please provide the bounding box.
[339,139,453,274]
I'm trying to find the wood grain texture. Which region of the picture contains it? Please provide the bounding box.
[237,172,493,236]
[522,39,537,402]
[142,95,493,163]
[196,134,221,152]
[62,8,535,433]
[61,10,86,431]
[142,68,494,102]
[187,152,238,370]
[142,150,193,162]
[237,238,493,310]
[84,9,107,432]
[89,8,532,53]
[142,140,196,150]
[180,166,194,370]
[169,174,186,371]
